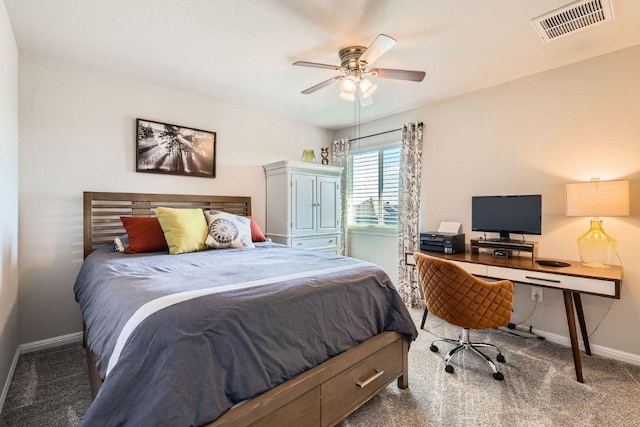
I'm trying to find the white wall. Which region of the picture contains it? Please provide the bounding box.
[348,230,399,285]
[0,0,19,399]
[335,45,640,359]
[18,53,332,343]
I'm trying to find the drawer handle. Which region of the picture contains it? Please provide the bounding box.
[328,239,333,243]
[356,369,384,388]
[297,243,302,246]
[525,276,561,283]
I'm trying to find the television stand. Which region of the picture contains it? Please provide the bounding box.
[470,238,538,259]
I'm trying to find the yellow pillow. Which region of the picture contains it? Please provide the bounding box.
[156,207,208,255]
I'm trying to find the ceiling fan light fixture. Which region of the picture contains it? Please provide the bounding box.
[359,78,377,98]
[339,92,355,101]
[339,76,358,95]
[294,33,426,101]
[358,93,374,107]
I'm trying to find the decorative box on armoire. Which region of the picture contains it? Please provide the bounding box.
[263,160,343,254]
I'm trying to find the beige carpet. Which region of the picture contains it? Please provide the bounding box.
[339,308,640,427]
[2,308,639,426]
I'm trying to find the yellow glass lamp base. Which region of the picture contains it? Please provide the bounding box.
[577,219,616,268]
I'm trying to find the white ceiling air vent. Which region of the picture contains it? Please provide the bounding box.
[531,0,615,43]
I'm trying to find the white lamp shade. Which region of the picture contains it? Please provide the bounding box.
[358,93,373,106]
[339,92,355,101]
[339,77,358,95]
[359,78,377,98]
[566,180,629,217]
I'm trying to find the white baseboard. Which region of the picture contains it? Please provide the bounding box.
[0,347,21,416]
[19,331,83,354]
[533,328,640,366]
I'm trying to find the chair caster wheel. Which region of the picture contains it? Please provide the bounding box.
[493,372,504,381]
[496,354,505,363]
[430,345,439,353]
[445,365,454,374]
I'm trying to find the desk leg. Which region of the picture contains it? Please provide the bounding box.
[563,290,584,383]
[420,307,428,330]
[572,293,592,356]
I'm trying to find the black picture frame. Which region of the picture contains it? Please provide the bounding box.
[136,118,216,178]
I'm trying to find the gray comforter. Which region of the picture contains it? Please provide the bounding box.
[74,242,418,426]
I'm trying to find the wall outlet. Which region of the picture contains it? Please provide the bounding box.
[531,287,543,301]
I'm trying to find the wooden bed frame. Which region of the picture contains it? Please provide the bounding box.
[82,191,409,427]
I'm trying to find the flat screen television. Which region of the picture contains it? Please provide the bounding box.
[472,194,542,241]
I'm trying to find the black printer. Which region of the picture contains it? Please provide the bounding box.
[420,232,465,254]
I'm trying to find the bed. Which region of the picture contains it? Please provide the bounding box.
[77,191,418,426]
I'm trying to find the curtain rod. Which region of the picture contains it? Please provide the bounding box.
[347,127,402,142]
[346,121,423,142]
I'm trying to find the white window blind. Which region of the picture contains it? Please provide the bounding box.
[348,145,401,227]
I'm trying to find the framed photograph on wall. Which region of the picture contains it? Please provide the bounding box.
[136,118,216,178]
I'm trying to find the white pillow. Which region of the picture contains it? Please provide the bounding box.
[204,210,255,249]
[114,236,129,253]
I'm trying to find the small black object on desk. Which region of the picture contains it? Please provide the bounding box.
[536,259,571,268]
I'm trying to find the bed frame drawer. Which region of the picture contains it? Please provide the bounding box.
[252,387,320,427]
[320,338,403,426]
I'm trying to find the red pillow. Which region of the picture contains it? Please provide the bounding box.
[247,216,267,242]
[120,216,169,254]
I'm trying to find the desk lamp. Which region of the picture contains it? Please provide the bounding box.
[566,178,629,268]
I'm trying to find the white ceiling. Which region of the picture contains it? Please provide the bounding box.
[5,0,640,129]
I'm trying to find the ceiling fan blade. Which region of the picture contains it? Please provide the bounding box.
[370,68,426,82]
[358,34,396,66]
[293,61,342,71]
[301,76,340,94]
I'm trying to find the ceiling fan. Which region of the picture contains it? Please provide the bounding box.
[293,34,425,106]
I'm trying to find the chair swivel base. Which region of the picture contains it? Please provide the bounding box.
[430,328,506,381]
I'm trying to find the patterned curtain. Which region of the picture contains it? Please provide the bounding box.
[332,138,350,256]
[397,122,424,307]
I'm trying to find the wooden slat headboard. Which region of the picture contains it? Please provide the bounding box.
[83,191,252,258]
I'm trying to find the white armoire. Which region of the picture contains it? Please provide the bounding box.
[263,160,343,254]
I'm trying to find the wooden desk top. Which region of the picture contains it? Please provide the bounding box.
[412,251,623,284]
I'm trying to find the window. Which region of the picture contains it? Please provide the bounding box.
[348,144,401,229]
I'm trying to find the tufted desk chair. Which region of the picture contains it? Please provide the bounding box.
[414,252,514,380]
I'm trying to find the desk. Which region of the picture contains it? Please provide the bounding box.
[406,251,623,383]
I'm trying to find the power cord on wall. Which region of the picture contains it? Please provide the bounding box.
[513,294,539,325]
[587,299,615,338]
[497,296,543,340]
[586,251,623,338]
